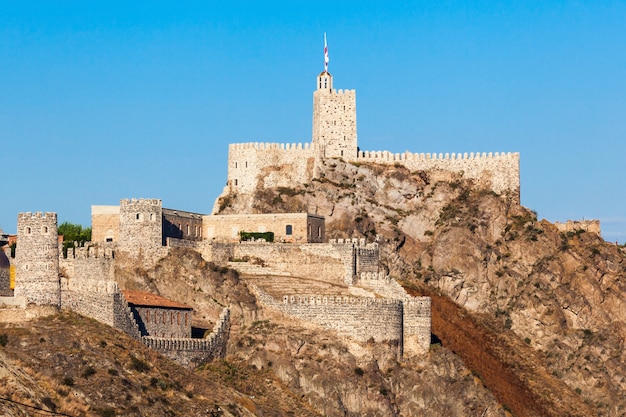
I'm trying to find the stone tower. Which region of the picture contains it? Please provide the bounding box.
[14,212,61,306]
[118,199,163,258]
[312,71,358,160]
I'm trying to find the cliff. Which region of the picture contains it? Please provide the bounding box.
[219,157,625,417]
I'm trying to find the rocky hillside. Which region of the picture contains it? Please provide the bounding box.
[1,249,508,417]
[218,158,626,417]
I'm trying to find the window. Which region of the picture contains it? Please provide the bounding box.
[235,179,238,186]
[186,225,190,235]
[150,213,155,221]
[43,226,48,234]
[318,226,322,238]
[286,225,293,235]
[136,213,140,220]
[235,162,238,168]
[308,225,312,237]
[26,227,31,235]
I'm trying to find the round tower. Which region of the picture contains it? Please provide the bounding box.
[14,212,61,306]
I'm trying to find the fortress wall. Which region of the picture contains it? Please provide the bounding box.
[227,142,320,195]
[357,151,520,196]
[113,291,142,339]
[142,307,230,368]
[555,220,601,236]
[231,242,354,284]
[252,285,402,344]
[60,277,118,326]
[403,297,432,357]
[357,272,409,300]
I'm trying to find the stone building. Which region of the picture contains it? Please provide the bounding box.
[122,290,193,339]
[92,201,326,246]
[203,212,325,243]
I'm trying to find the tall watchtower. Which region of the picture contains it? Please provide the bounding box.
[118,199,163,258]
[311,37,357,160]
[14,212,61,306]
[312,71,358,160]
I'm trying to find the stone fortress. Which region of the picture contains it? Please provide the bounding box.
[223,69,521,202]
[0,52,531,366]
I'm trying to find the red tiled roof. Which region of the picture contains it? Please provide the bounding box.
[122,290,192,310]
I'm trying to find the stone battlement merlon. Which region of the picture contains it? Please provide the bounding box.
[328,88,356,96]
[357,150,519,161]
[18,212,57,221]
[282,294,401,306]
[229,142,321,151]
[120,198,162,206]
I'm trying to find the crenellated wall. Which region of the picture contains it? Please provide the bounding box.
[357,272,409,300]
[555,219,601,236]
[142,308,230,368]
[356,150,520,197]
[224,142,321,197]
[252,285,402,345]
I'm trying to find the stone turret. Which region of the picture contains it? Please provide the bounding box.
[14,212,60,306]
[312,71,358,160]
[118,199,163,259]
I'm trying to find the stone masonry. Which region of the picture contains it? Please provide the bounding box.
[221,70,521,203]
[14,212,60,306]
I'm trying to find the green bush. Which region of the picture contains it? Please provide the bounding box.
[239,231,274,242]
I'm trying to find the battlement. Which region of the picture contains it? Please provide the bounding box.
[120,198,162,206]
[555,220,601,236]
[325,88,356,96]
[329,238,373,247]
[18,212,57,221]
[282,294,401,306]
[141,307,230,368]
[63,243,115,260]
[229,142,320,152]
[360,271,389,281]
[357,150,518,162]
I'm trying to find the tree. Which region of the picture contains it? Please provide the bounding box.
[58,222,92,257]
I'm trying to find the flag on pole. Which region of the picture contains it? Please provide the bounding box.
[324,33,329,73]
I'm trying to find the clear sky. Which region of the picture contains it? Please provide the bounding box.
[1,1,625,242]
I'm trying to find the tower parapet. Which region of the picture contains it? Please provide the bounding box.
[14,212,60,306]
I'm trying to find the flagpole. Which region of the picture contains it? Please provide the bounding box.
[324,33,329,73]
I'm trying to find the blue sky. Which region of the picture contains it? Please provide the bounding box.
[1,1,625,242]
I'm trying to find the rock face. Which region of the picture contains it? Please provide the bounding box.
[219,158,626,417]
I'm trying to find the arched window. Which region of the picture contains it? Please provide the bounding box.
[43,226,48,234]
[25,227,31,235]
[286,225,293,236]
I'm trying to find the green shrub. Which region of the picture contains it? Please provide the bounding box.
[239,231,274,242]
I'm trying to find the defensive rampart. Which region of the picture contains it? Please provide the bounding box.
[357,272,410,300]
[252,285,402,345]
[554,220,601,236]
[215,239,377,285]
[224,142,321,198]
[142,308,230,368]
